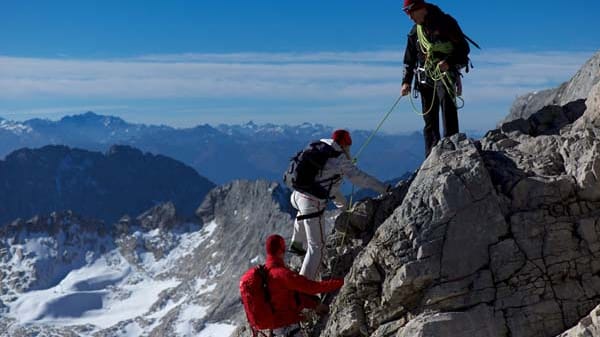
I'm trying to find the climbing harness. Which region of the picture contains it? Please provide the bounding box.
[409,24,465,116]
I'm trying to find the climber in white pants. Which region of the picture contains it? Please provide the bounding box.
[290,129,389,281]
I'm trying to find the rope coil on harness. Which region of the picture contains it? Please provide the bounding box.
[410,24,464,116]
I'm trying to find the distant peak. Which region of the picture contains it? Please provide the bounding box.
[0,118,33,135]
[59,111,127,126]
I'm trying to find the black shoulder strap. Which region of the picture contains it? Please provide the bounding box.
[320,141,343,158]
[257,265,275,313]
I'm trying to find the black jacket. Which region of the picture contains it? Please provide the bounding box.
[402,4,470,85]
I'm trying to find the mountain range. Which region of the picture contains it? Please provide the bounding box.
[0,113,426,184]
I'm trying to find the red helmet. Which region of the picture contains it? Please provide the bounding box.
[403,0,426,13]
[332,129,352,147]
[266,234,286,256]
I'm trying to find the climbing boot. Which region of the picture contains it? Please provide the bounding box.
[289,241,306,256]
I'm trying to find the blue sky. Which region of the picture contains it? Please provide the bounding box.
[0,0,599,132]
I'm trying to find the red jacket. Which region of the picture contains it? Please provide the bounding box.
[265,255,343,328]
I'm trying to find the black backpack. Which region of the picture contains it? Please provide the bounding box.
[283,141,343,199]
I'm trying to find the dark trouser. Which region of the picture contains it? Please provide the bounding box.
[419,78,459,157]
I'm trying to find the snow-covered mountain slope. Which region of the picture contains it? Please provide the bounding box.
[0,180,293,337]
[0,209,234,337]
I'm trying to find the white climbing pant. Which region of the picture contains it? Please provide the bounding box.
[290,190,326,281]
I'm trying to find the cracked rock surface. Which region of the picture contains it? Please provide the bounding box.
[315,77,600,336]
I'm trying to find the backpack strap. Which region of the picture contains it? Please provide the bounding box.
[257,265,275,313]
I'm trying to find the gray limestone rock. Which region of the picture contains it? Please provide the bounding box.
[504,51,600,124]
[396,305,507,337]
[313,56,600,337]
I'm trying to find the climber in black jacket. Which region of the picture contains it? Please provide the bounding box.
[400,0,470,158]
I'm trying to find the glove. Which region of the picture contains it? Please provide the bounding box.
[315,303,330,316]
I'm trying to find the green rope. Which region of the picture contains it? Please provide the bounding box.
[408,66,464,116]
[411,24,465,115]
[416,25,454,57]
[329,95,402,276]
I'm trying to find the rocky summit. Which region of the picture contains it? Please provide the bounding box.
[232,52,600,337]
[309,58,600,337]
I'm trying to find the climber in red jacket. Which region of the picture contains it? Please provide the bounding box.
[265,234,344,336]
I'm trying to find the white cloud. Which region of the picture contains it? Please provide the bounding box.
[0,49,594,130]
[0,50,591,101]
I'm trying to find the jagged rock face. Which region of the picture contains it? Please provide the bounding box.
[574,82,600,129]
[319,77,600,337]
[0,144,215,225]
[504,51,600,124]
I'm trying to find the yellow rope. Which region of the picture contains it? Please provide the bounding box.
[328,95,402,275]
[410,25,464,115]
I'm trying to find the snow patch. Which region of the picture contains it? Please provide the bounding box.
[116,321,144,337]
[175,304,210,336]
[8,250,179,329]
[1,219,228,336]
[202,220,218,237]
[147,296,186,320]
[0,119,33,134]
[208,263,223,278]
[194,278,216,295]
[137,221,218,276]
